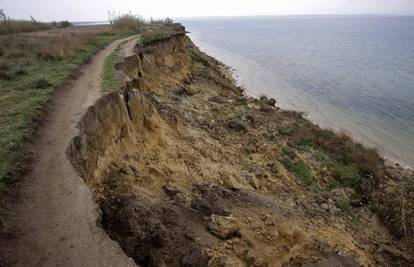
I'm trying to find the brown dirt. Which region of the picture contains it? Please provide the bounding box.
[1,35,139,267]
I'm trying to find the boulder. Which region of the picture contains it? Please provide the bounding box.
[226,119,247,132]
[208,215,241,239]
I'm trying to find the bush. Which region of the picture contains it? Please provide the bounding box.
[109,12,146,33]
[32,78,52,89]
[51,21,73,28]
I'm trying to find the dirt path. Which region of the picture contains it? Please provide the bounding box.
[4,36,139,267]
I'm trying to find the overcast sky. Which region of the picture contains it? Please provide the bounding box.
[2,0,414,21]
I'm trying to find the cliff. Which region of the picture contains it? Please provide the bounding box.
[67,26,414,266]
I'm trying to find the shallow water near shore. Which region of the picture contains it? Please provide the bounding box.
[180,16,414,167]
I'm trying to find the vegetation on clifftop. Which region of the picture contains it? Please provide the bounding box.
[102,48,122,93]
[0,24,134,188]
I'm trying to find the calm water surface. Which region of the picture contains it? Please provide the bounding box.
[180,16,414,167]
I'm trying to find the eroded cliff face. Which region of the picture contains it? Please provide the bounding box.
[68,32,413,267]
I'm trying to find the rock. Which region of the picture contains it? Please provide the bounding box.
[209,95,225,103]
[321,203,329,211]
[226,119,247,132]
[246,175,260,189]
[163,182,180,198]
[302,253,360,267]
[208,215,241,239]
[223,176,246,190]
[214,256,245,267]
[245,251,267,267]
[175,86,195,96]
[181,249,209,267]
[331,188,356,202]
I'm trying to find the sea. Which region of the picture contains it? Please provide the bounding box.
[180,16,414,167]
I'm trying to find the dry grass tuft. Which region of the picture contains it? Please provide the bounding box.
[0,26,112,60]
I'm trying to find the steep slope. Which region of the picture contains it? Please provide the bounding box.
[68,29,413,266]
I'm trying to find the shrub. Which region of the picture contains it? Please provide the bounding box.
[330,163,362,190]
[259,95,269,104]
[51,21,73,28]
[109,12,146,33]
[32,78,52,89]
[0,62,27,80]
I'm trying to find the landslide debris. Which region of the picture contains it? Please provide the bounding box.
[68,24,414,266]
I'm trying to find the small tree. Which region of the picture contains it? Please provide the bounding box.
[0,9,6,21]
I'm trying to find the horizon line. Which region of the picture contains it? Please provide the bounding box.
[69,13,414,23]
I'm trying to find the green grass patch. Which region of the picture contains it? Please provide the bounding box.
[190,51,209,66]
[0,31,131,188]
[293,160,313,185]
[336,200,353,216]
[280,149,313,186]
[310,183,322,193]
[102,48,121,93]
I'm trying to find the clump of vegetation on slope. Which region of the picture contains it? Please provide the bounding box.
[276,109,414,249]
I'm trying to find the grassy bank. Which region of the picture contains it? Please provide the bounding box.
[102,48,122,93]
[0,26,132,188]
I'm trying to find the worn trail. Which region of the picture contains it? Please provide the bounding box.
[4,35,138,267]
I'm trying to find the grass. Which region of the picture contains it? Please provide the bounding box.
[0,26,132,188]
[139,23,185,46]
[293,160,313,185]
[0,19,51,35]
[336,200,353,216]
[278,115,383,191]
[280,148,313,186]
[102,48,122,93]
